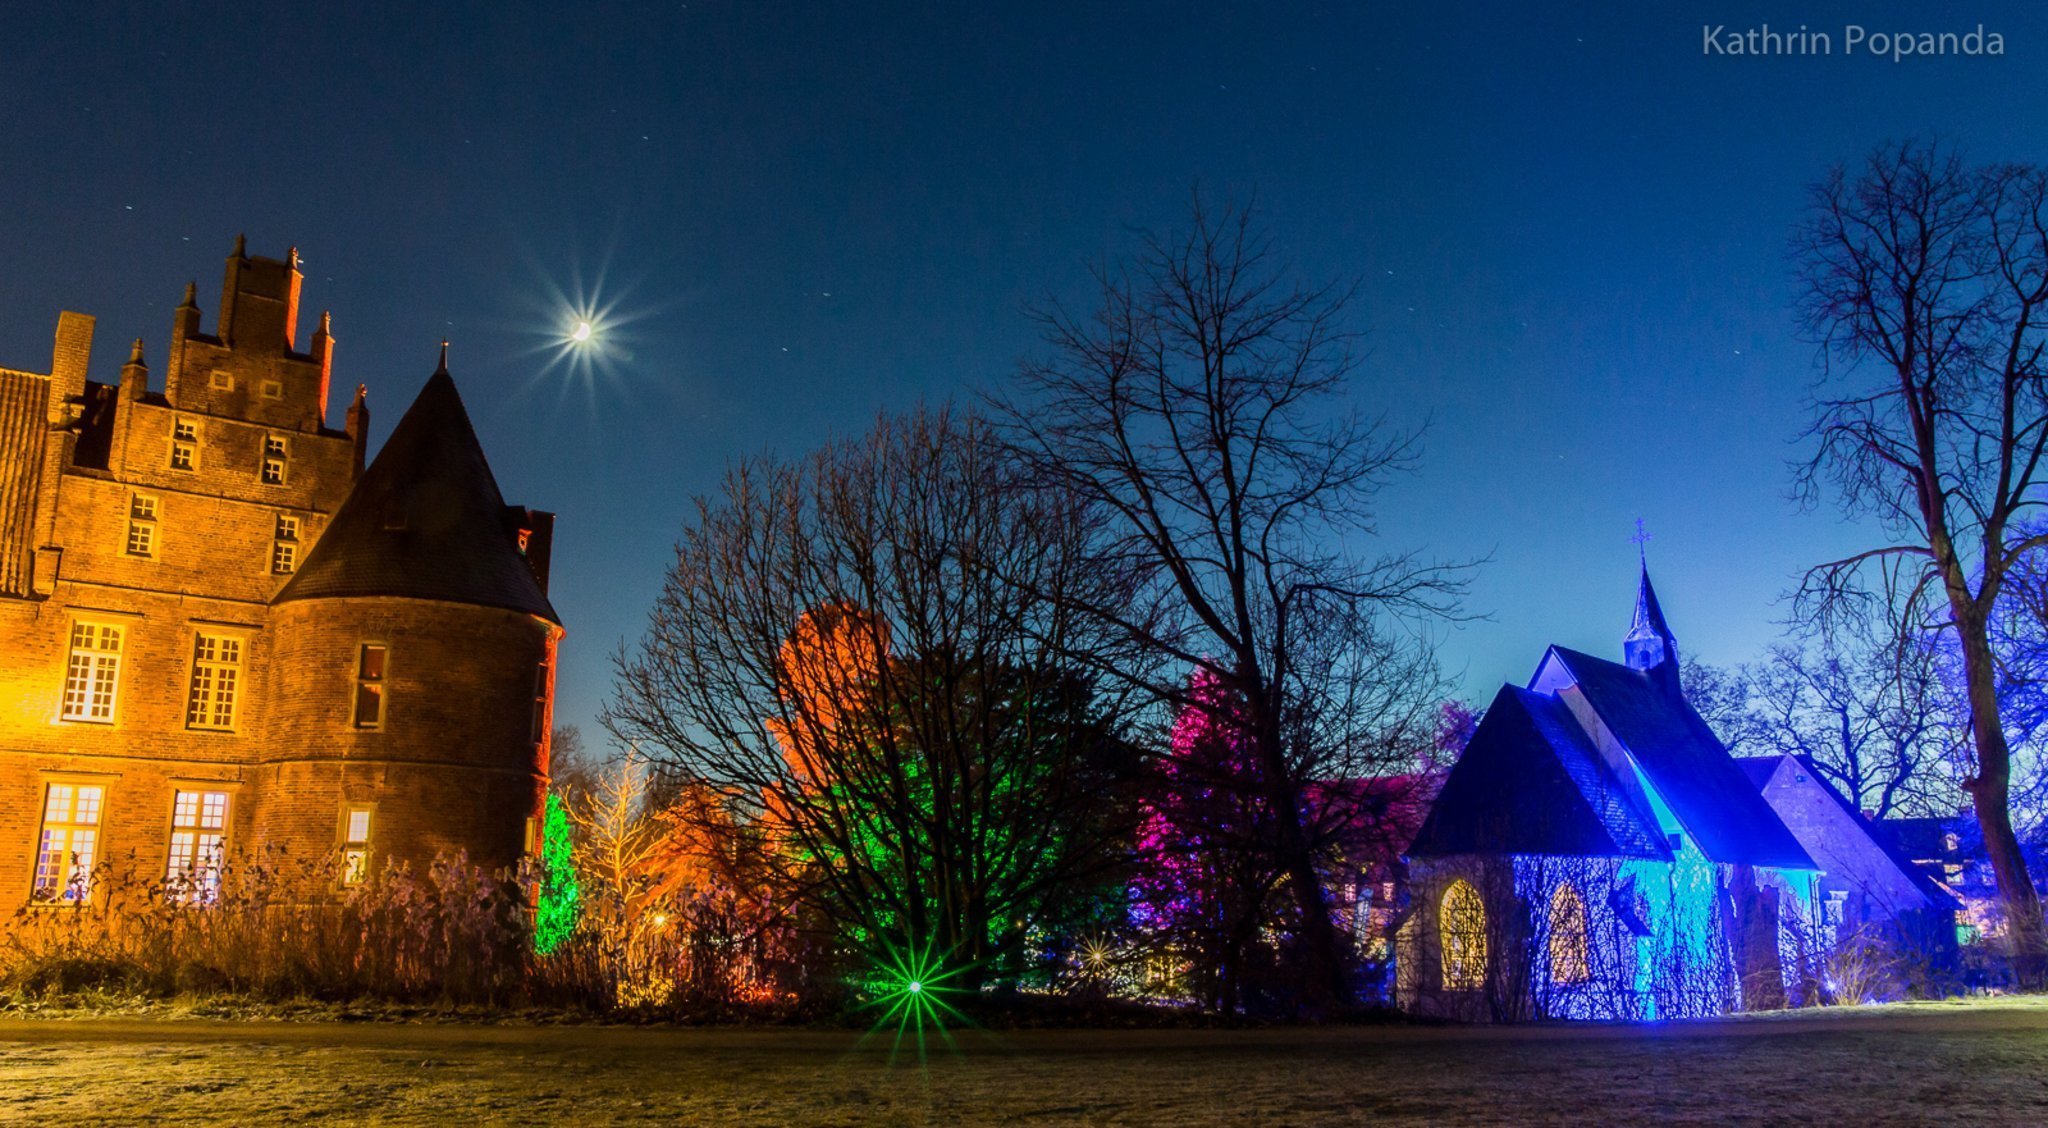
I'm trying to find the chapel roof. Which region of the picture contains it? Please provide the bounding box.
[273,365,558,622]
[1407,684,1671,860]
[1550,647,1813,870]
[1738,754,1959,909]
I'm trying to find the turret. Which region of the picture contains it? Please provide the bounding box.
[119,338,147,402]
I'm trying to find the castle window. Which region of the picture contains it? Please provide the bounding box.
[531,644,555,744]
[185,634,243,731]
[341,806,373,885]
[353,644,388,728]
[1440,879,1487,990]
[165,789,229,905]
[1549,882,1591,985]
[272,514,300,574]
[261,379,283,400]
[125,494,158,557]
[60,622,124,723]
[32,783,104,904]
[210,370,233,391]
[261,435,288,485]
[170,418,198,471]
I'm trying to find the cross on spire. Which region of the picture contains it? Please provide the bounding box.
[1631,518,1653,562]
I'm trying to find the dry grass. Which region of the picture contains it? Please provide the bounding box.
[5,1001,2048,1125]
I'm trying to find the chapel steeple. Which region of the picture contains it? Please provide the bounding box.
[1623,563,1680,693]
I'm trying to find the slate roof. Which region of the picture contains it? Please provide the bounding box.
[1408,684,1670,860]
[1552,647,1814,870]
[274,367,558,622]
[1738,755,1960,909]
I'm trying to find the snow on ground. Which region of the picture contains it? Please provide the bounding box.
[4,1000,2048,1125]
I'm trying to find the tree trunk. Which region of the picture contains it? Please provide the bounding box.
[1956,611,2047,986]
[1247,699,1350,1014]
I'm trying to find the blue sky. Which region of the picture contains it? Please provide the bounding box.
[4,3,2046,743]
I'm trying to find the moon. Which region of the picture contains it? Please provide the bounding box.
[570,320,594,343]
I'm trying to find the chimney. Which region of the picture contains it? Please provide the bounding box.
[310,310,334,418]
[344,383,369,478]
[48,311,94,408]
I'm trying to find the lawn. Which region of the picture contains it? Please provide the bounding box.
[4,1000,2048,1125]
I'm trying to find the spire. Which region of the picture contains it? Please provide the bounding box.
[127,338,145,365]
[178,281,197,310]
[1623,562,1681,692]
[436,339,449,375]
[232,233,247,260]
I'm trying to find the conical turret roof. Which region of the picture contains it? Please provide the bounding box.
[274,368,558,622]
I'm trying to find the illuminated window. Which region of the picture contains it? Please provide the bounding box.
[1440,879,1487,990]
[1549,883,1591,984]
[170,418,198,471]
[272,514,300,574]
[126,494,158,557]
[341,806,373,885]
[61,622,124,723]
[165,789,229,904]
[185,634,243,731]
[261,435,288,485]
[353,644,388,728]
[32,783,104,904]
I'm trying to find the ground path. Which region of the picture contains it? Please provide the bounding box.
[3,999,2046,1124]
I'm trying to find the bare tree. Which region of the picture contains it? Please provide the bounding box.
[1791,139,2048,973]
[1691,635,1965,821]
[998,198,1467,1010]
[605,407,1137,988]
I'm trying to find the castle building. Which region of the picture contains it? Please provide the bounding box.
[0,241,561,906]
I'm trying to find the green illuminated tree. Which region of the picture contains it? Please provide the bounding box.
[533,791,581,955]
[606,407,1138,992]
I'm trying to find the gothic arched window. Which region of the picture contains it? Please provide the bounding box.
[1440,879,1487,989]
[1549,882,1591,984]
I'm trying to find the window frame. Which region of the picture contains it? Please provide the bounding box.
[125,492,159,558]
[59,619,126,724]
[261,434,289,486]
[1440,879,1488,991]
[165,788,231,905]
[169,417,199,472]
[352,642,390,730]
[32,780,108,906]
[271,513,301,575]
[184,630,246,732]
[1548,882,1592,985]
[339,804,375,886]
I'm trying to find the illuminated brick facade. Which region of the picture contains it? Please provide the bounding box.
[0,241,561,906]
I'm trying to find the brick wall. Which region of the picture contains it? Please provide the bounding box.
[0,250,558,907]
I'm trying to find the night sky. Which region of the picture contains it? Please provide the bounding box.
[6,3,2047,746]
